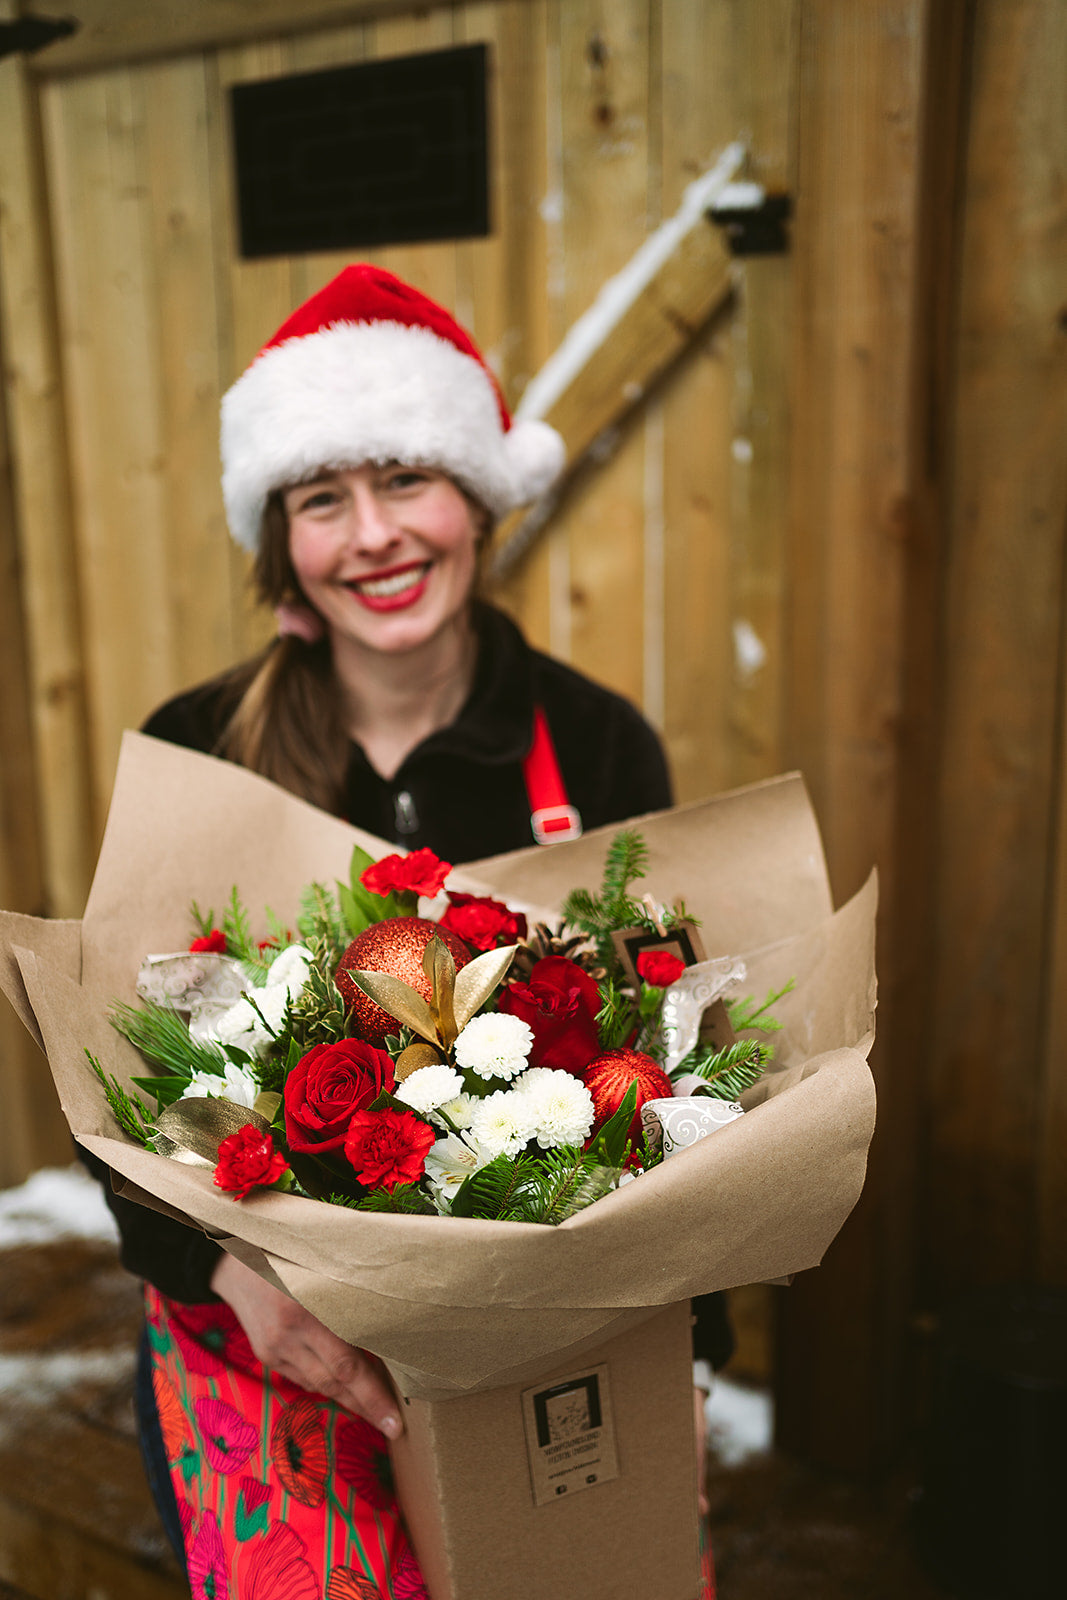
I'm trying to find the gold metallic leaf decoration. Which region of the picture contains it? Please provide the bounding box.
[254,1090,282,1122]
[154,1098,271,1167]
[349,969,438,1043]
[424,935,458,1048]
[453,944,520,1032]
[395,1041,444,1083]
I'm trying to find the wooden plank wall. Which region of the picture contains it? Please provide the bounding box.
[0,0,1065,1469]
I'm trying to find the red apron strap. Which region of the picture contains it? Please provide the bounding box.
[522,706,583,845]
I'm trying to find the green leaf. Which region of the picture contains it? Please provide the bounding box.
[130,1073,194,1110]
[588,1080,638,1170]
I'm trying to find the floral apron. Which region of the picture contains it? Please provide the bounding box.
[145,1285,715,1600]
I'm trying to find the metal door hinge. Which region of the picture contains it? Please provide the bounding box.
[709,183,792,257]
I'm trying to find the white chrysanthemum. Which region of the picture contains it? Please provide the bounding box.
[180,1061,260,1108]
[454,1013,534,1081]
[512,1067,595,1149]
[469,1088,536,1158]
[431,1093,476,1131]
[395,1063,464,1114]
[422,1132,493,1203]
[265,942,312,998]
[210,982,290,1056]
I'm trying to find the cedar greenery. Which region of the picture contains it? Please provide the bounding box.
[86,1051,154,1146]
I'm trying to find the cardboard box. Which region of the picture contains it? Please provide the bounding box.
[390,1301,700,1600]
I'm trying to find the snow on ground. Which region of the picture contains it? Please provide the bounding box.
[705,1376,774,1465]
[0,1163,119,1248]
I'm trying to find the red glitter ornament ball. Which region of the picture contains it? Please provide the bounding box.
[582,1049,674,1143]
[336,917,472,1044]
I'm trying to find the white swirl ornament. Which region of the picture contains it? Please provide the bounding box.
[660,955,749,1073]
[641,1095,745,1158]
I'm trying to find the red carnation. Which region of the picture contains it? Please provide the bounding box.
[284,1039,396,1154]
[214,1125,289,1199]
[636,949,686,989]
[360,848,452,900]
[438,892,528,952]
[190,929,227,954]
[343,1107,436,1191]
[498,956,603,1075]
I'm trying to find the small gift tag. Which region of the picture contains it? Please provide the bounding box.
[610,919,705,988]
[521,1363,620,1507]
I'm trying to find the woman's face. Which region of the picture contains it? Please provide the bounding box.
[283,464,481,658]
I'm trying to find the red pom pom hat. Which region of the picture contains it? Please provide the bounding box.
[220,264,565,551]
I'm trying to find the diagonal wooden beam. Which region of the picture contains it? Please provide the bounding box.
[490,143,745,584]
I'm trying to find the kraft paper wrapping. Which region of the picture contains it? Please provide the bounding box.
[0,733,877,1399]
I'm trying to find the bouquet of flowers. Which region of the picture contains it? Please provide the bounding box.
[97,829,791,1227]
[0,734,877,1401]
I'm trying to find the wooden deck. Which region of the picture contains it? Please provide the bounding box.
[0,1236,186,1600]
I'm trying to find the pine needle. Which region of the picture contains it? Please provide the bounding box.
[110,1001,227,1080]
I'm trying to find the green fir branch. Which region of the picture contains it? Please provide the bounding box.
[110,1001,227,1080]
[86,1051,154,1146]
[514,1145,618,1224]
[221,886,266,972]
[450,1151,534,1220]
[725,979,795,1035]
[296,881,348,962]
[347,1184,436,1215]
[676,1037,772,1100]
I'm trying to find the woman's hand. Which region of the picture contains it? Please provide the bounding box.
[210,1252,403,1438]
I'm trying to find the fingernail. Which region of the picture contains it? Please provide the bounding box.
[380,1413,402,1440]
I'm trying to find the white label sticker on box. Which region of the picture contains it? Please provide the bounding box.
[520,1361,620,1507]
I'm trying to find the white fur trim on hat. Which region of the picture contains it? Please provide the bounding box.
[221,321,564,551]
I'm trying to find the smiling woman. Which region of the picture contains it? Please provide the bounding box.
[85,264,732,1600]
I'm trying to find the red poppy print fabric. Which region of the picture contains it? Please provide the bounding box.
[144,1286,714,1600]
[145,1285,428,1600]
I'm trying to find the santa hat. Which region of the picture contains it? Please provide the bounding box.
[220,265,565,552]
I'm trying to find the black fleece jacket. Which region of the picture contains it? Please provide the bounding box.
[83,604,733,1367]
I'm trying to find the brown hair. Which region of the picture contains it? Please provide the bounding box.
[214,482,493,813]
[215,494,350,813]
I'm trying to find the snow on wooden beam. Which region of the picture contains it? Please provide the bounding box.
[490,142,745,583]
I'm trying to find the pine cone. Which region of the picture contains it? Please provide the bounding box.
[511,922,607,983]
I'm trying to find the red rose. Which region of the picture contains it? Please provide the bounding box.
[360,849,452,900]
[343,1107,436,1191]
[498,956,603,1075]
[438,892,528,952]
[636,949,686,988]
[190,929,227,954]
[284,1039,396,1154]
[214,1125,289,1199]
